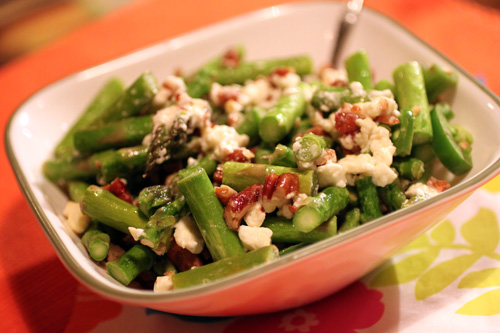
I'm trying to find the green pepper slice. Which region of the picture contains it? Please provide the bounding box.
[430,107,472,175]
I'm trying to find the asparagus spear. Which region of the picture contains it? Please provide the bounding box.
[222,161,318,196]
[411,143,435,164]
[54,78,124,157]
[176,155,218,180]
[259,85,307,143]
[355,177,382,223]
[279,243,308,256]
[423,64,458,103]
[73,115,153,154]
[145,115,189,174]
[91,72,159,126]
[81,185,147,234]
[378,182,406,212]
[393,62,432,145]
[137,185,174,217]
[374,79,395,94]
[43,145,148,184]
[81,227,111,261]
[293,133,330,163]
[293,186,349,233]
[393,157,425,181]
[106,244,155,286]
[268,144,297,168]
[393,109,414,157]
[134,205,177,255]
[235,107,265,146]
[310,86,352,112]
[177,167,244,261]
[171,245,279,289]
[262,216,337,243]
[254,144,274,164]
[67,181,90,203]
[186,46,246,98]
[434,102,454,120]
[214,56,313,85]
[338,208,361,233]
[345,50,373,90]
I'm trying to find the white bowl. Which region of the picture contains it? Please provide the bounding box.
[6,2,500,316]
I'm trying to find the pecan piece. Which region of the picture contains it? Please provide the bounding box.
[103,178,133,204]
[215,185,238,206]
[223,183,263,231]
[427,176,451,193]
[262,173,299,213]
[167,241,203,272]
[225,148,251,163]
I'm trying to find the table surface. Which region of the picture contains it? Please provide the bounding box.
[1,0,500,331]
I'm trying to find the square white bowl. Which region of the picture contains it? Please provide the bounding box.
[6,2,500,316]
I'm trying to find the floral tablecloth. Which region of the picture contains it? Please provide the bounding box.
[1,0,500,332]
[61,178,500,332]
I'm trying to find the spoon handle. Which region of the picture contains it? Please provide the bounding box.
[331,0,364,67]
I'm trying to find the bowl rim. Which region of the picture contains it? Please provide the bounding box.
[5,1,500,304]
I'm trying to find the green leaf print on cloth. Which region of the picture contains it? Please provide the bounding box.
[459,268,500,289]
[456,289,500,316]
[369,208,500,316]
[415,253,480,300]
[461,208,499,253]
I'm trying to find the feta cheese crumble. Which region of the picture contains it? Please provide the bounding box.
[238,226,273,251]
[405,182,439,199]
[174,215,205,254]
[63,201,90,235]
[200,124,252,162]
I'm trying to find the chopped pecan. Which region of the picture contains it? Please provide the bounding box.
[213,164,224,183]
[215,185,238,206]
[315,149,338,166]
[293,125,330,142]
[335,111,360,134]
[262,173,299,213]
[103,178,133,204]
[223,183,263,231]
[221,47,241,68]
[375,115,400,125]
[427,176,451,193]
[272,67,294,76]
[225,148,251,163]
[167,241,203,272]
[217,87,240,106]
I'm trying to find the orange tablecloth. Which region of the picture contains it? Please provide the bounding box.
[1,0,500,331]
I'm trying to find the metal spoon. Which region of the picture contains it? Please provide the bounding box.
[331,0,364,67]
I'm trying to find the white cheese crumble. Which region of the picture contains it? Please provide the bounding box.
[154,274,173,292]
[238,226,273,251]
[354,96,400,119]
[128,227,155,248]
[243,203,266,227]
[317,117,397,188]
[153,75,186,107]
[128,227,146,242]
[350,81,368,99]
[62,201,90,235]
[174,215,205,254]
[320,67,348,86]
[270,71,301,89]
[311,111,338,137]
[200,124,251,162]
[317,162,347,188]
[241,78,280,109]
[368,88,394,100]
[405,183,439,199]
